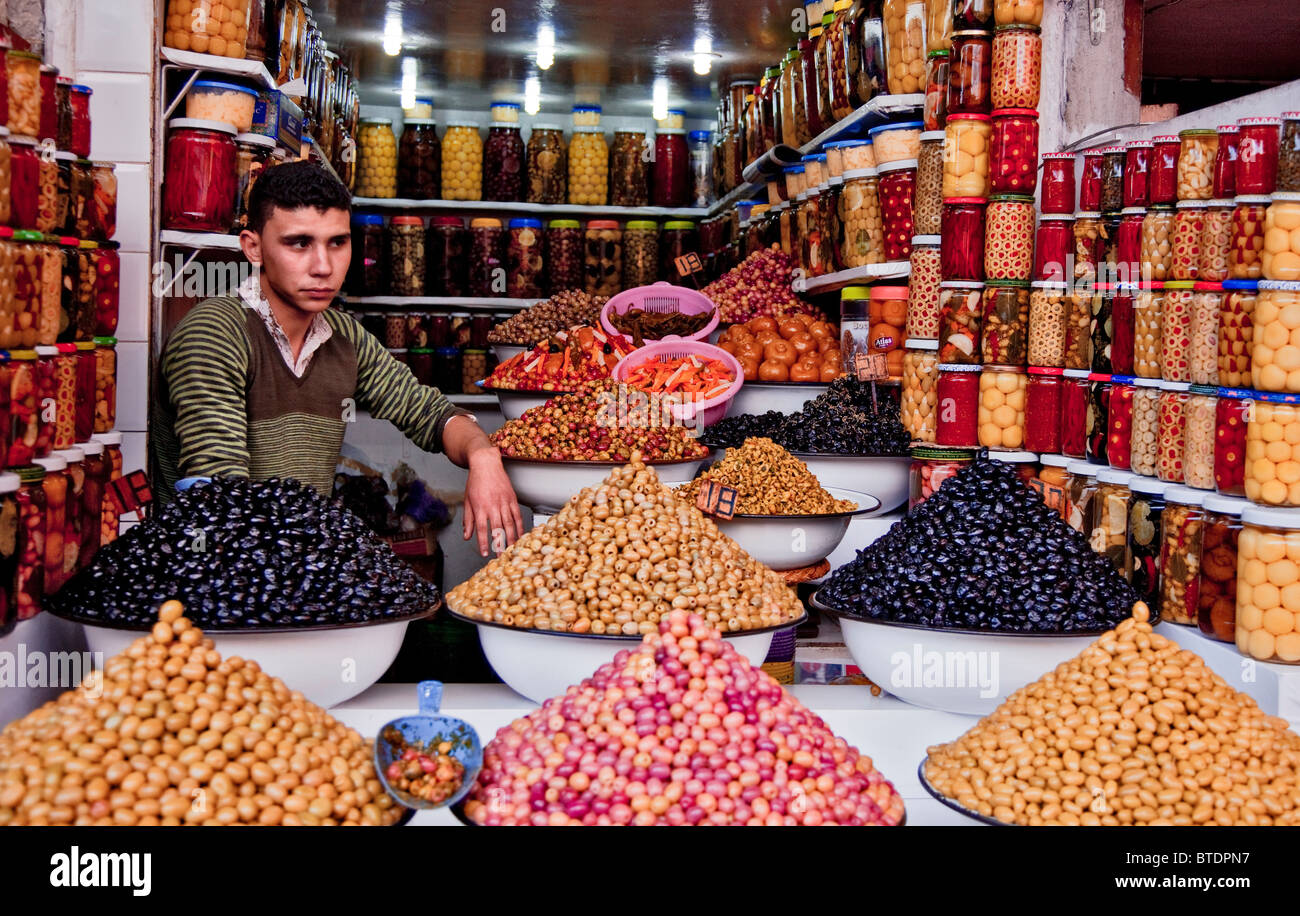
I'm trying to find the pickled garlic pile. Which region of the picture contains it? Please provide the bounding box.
[463,610,905,826]
[0,601,403,826]
[924,604,1300,826]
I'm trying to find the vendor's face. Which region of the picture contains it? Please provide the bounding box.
[241,206,351,314]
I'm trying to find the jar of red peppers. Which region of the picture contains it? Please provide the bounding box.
[1114,207,1144,285]
[1211,386,1250,498]
[90,162,117,242]
[93,336,115,434]
[1040,152,1076,215]
[1079,149,1104,213]
[162,119,237,233]
[36,65,56,144]
[1171,201,1206,281]
[1086,372,1112,464]
[991,25,1040,111]
[69,84,91,160]
[506,218,544,299]
[909,446,976,508]
[937,281,984,363]
[73,340,93,443]
[935,364,981,446]
[1060,368,1089,459]
[6,350,37,468]
[947,30,992,116]
[877,160,917,261]
[1196,492,1244,642]
[87,240,118,340]
[1236,116,1282,197]
[940,197,985,280]
[1217,279,1256,388]
[14,464,44,621]
[9,134,38,231]
[1106,375,1135,469]
[1024,365,1063,453]
[1212,125,1239,200]
[988,109,1038,196]
[1111,286,1136,375]
[1119,141,1151,209]
[77,438,104,569]
[1155,380,1190,483]
[1033,213,1073,283]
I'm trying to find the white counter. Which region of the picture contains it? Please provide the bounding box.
[331,682,982,826]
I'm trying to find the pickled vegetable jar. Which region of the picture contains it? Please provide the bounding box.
[1171,201,1206,281]
[923,51,949,131]
[622,221,659,290]
[1079,149,1104,213]
[1177,129,1217,201]
[356,119,398,198]
[906,235,943,337]
[231,136,271,233]
[584,220,622,298]
[1158,487,1203,625]
[910,446,976,507]
[54,446,83,581]
[659,221,699,283]
[507,218,545,299]
[1099,146,1125,214]
[1065,288,1095,371]
[1126,477,1168,610]
[427,216,467,297]
[1155,381,1189,483]
[1213,125,1239,200]
[947,30,992,116]
[983,195,1033,280]
[608,130,648,208]
[93,337,115,433]
[942,113,991,198]
[1187,284,1222,386]
[988,108,1037,196]
[50,345,75,452]
[1215,386,1250,497]
[1252,280,1300,392]
[991,25,1040,111]
[1218,281,1255,388]
[388,216,425,297]
[883,0,927,95]
[397,119,440,200]
[654,129,691,209]
[1238,504,1300,662]
[66,158,92,239]
[878,160,916,261]
[1073,212,1104,281]
[69,85,91,160]
[940,197,985,281]
[468,218,505,298]
[1158,282,1192,382]
[526,124,567,205]
[1236,116,1281,197]
[937,281,984,363]
[77,439,104,569]
[1024,366,1062,453]
[980,281,1029,366]
[1123,141,1151,208]
[1140,205,1174,283]
[1106,375,1135,468]
[5,51,38,138]
[14,464,43,620]
[484,121,525,203]
[1183,386,1217,490]
[977,366,1026,449]
[901,338,939,442]
[1198,199,1234,282]
[1111,287,1137,375]
[1027,282,1069,367]
[839,169,886,267]
[1130,378,1162,476]
[1039,151,1075,215]
[1281,112,1300,194]
[1230,195,1269,280]
[541,220,581,294]
[935,364,981,446]
[1033,214,1073,283]
[1086,372,1112,463]
[1061,368,1090,459]
[442,122,484,202]
[1262,192,1300,281]
[162,119,237,232]
[32,454,66,593]
[995,0,1041,24]
[1146,135,1179,206]
[1196,493,1243,642]
[914,132,945,235]
[33,346,55,457]
[569,127,608,206]
[1091,468,1133,577]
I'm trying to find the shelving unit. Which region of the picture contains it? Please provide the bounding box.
[793,262,911,295]
[351,197,709,220]
[343,296,538,313]
[158,230,244,252]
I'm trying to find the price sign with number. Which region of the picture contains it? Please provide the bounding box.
[854,353,888,382]
[110,470,154,522]
[695,479,739,520]
[674,252,706,288]
[1028,479,1069,518]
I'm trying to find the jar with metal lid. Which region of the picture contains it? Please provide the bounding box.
[910,446,975,507]
[990,25,1040,111]
[76,440,104,571]
[1214,386,1250,497]
[1235,116,1281,197]
[824,4,856,120]
[940,197,984,280]
[1187,283,1222,386]
[937,281,983,363]
[584,220,622,298]
[1198,199,1234,282]
[468,218,505,298]
[1230,195,1268,280]
[1155,380,1190,483]
[901,338,940,442]
[388,216,425,297]
[913,131,945,234]
[988,108,1037,195]
[525,124,567,204]
[1245,390,1300,506]
[1182,385,1217,490]
[1144,135,1178,206]
[1121,141,1151,208]
[942,113,991,198]
[1090,468,1133,577]
[1196,492,1244,642]
[13,464,43,620]
[946,30,992,116]
[1039,152,1075,215]
[1024,366,1062,453]
[1129,377,1162,476]
[778,50,802,147]
[1126,476,1169,608]
[906,235,943,337]
[348,213,385,294]
[1026,281,1068,367]
[5,350,38,468]
[983,195,1033,280]
[1251,280,1300,391]
[839,168,884,267]
[980,281,1029,366]
[355,119,397,198]
[33,149,57,235]
[1078,148,1104,212]
[883,0,927,95]
[1110,286,1137,375]
[1170,201,1207,281]
[31,238,59,347]
[1105,375,1134,468]
[1177,129,1217,201]
[1072,212,1104,281]
[1217,280,1255,388]
[442,122,484,201]
[484,118,525,203]
[31,454,66,593]
[877,160,917,261]
[977,366,1026,449]
[935,364,981,446]
[1157,485,1203,625]
[923,51,949,131]
[49,344,76,451]
[92,337,115,433]
[1032,214,1072,284]
[1236,503,1300,662]
[425,216,467,298]
[1139,205,1174,282]
[397,119,440,200]
[7,232,42,348]
[162,119,237,232]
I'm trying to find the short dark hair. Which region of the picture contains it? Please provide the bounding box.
[248,160,352,233]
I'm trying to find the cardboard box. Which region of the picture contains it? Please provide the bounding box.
[251,90,303,155]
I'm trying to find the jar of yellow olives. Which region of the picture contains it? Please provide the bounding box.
[355,119,397,199]
[569,127,609,206]
[442,122,484,202]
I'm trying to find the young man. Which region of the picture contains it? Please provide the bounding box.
[152,161,522,556]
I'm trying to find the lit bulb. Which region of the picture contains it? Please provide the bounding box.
[383,11,403,56]
[400,57,417,111]
[652,78,669,122]
[524,77,541,115]
[693,35,712,75]
[537,25,555,70]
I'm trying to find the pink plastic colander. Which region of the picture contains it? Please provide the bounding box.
[599,282,720,342]
[611,340,744,429]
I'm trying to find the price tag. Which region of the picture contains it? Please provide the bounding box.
[1028,479,1069,518]
[110,470,154,522]
[853,353,888,382]
[674,253,704,277]
[695,480,739,520]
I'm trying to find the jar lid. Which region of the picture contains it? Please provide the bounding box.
[572,104,602,113]
[1189,384,1219,396]
[802,153,828,163]
[785,164,806,174]
[1285,113,1300,120]
[1074,211,1102,219]
[1272,192,1300,202]
[1096,467,1134,485]
[993,23,1040,33]
[446,120,481,129]
[34,345,57,357]
[990,194,1035,204]
[657,127,686,135]
[402,118,438,126]
[840,286,872,300]
[1238,116,1282,128]
[911,446,976,460]
[1063,368,1091,379]
[1039,454,1072,468]
[430,215,465,227]
[1192,281,1224,292]
[359,117,393,125]
[573,125,602,134]
[1129,475,1169,495]
[1097,146,1124,155]
[469,218,502,229]
[1221,279,1260,291]
[1158,379,1191,391]
[870,286,910,299]
[234,132,277,150]
[1234,194,1273,204]
[1204,198,1235,209]
[1028,366,1065,376]
[946,113,992,122]
[663,220,697,230]
[689,130,712,142]
[939,280,985,289]
[191,80,259,98]
[33,455,66,473]
[1133,377,1163,387]
[626,220,659,230]
[1251,391,1300,406]
[1201,493,1247,516]
[78,439,104,456]
[987,279,1030,288]
[1088,372,1113,382]
[1152,134,1179,143]
[986,450,1037,463]
[1041,151,1076,160]
[587,220,621,230]
[1037,213,1075,222]
[1179,129,1217,137]
[1124,139,1153,149]
[876,159,918,173]
[1216,386,1254,400]
[910,234,941,245]
[905,338,939,350]
[919,130,946,143]
[943,196,988,205]
[841,168,878,180]
[990,108,1038,119]
[168,118,237,135]
[91,432,123,446]
[94,336,117,347]
[15,465,44,484]
[0,471,17,494]
[1240,504,1300,529]
[1067,460,1100,477]
[937,363,983,372]
[1030,280,1068,290]
[70,84,92,95]
[391,215,423,227]
[867,121,923,136]
[508,218,543,229]
[53,447,84,463]
[1164,485,1205,507]
[547,219,580,229]
[1175,200,1209,209]
[1216,124,1240,134]
[1120,206,1147,216]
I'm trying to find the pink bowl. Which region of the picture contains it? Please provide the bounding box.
[611,340,744,430]
[600,282,720,342]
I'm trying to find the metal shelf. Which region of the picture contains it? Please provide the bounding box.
[793,262,911,295]
[159,230,244,251]
[344,296,537,312]
[351,197,709,220]
[160,48,277,89]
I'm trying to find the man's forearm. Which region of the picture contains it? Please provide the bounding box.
[441,414,499,468]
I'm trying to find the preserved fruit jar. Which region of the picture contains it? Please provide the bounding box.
[427,216,467,297]
[1183,386,1217,490]
[1073,212,1104,281]
[940,197,985,281]
[653,129,691,208]
[1116,207,1144,285]
[1188,284,1222,386]
[910,446,976,507]
[1196,493,1244,643]
[913,132,945,234]
[584,220,622,298]
[1123,140,1151,208]
[442,122,484,202]
[923,51,949,131]
[1091,468,1132,577]
[506,218,544,299]
[1130,378,1161,476]
[1230,195,1268,280]
[356,119,398,198]
[1061,368,1089,459]
[935,364,981,446]
[5,51,39,138]
[1156,381,1189,483]
[826,8,857,122]
[1239,505,1300,656]
[1213,125,1239,200]
[991,25,1040,111]
[1086,372,1112,463]
[1039,152,1075,215]
[1158,486,1203,625]
[93,337,115,433]
[840,169,885,267]
[980,281,1029,366]
[995,0,1041,25]
[1064,288,1094,371]
[1218,281,1255,388]
[883,0,927,95]
[946,30,992,116]
[161,119,237,233]
[1244,391,1300,506]
[484,120,525,202]
[468,218,505,298]
[1177,129,1217,201]
[1252,280,1300,391]
[1236,116,1281,197]
[388,216,424,297]
[1171,201,1206,281]
[1133,286,1165,379]
[983,194,1033,280]
[1027,282,1069,367]
[906,235,943,337]
[1140,205,1174,283]
[545,220,583,293]
[977,366,1026,449]
[989,108,1037,195]
[526,124,567,204]
[1263,192,1300,281]
[569,127,608,206]
[942,113,991,198]
[231,136,271,233]
[901,338,939,441]
[1024,366,1062,453]
[1033,214,1072,283]
[1199,199,1234,282]
[1281,111,1300,194]
[937,281,984,363]
[69,85,91,160]
[1160,282,1193,382]
[877,160,916,261]
[925,0,952,52]
[397,119,440,200]
[14,465,43,620]
[609,129,648,208]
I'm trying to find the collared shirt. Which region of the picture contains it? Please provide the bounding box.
[235,275,334,378]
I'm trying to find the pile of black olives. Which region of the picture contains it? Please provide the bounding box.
[818,454,1138,633]
[703,377,909,456]
[49,477,441,630]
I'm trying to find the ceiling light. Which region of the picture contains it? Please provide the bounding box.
[400,57,418,111]
[652,77,669,122]
[693,35,712,76]
[524,77,541,115]
[536,25,555,70]
[383,10,403,56]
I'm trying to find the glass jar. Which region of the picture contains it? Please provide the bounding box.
[0,471,17,632]
[427,216,467,297]
[1156,282,1192,382]
[1062,459,1098,532]
[355,119,398,198]
[66,158,92,238]
[1177,129,1217,202]
[484,121,525,203]
[849,0,888,106]
[1235,117,1281,197]
[1187,283,1222,386]
[53,446,83,581]
[1217,281,1256,388]
[1032,214,1073,284]
[946,30,992,116]
[942,113,991,198]
[980,281,1029,366]
[1156,487,1203,626]
[883,0,927,95]
[1024,366,1062,453]
[1098,146,1125,214]
[50,345,75,451]
[990,25,1039,112]
[659,221,699,283]
[162,119,237,232]
[909,446,976,507]
[93,337,116,434]
[923,51,950,131]
[1237,504,1300,662]
[940,197,985,280]
[568,127,608,206]
[1198,199,1234,283]
[937,281,984,363]
[914,132,945,234]
[1252,280,1300,391]
[94,431,122,548]
[1105,375,1135,468]
[33,347,55,458]
[1072,212,1104,281]
[977,366,1026,449]
[798,35,824,141]
[584,220,622,298]
[348,213,384,294]
[55,239,82,344]
[1214,386,1250,497]
[6,351,37,467]
[1121,141,1152,209]
[983,194,1033,280]
[31,455,66,594]
[607,129,648,209]
[1061,368,1090,459]
[1040,152,1075,215]
[1084,372,1112,464]
[1142,135,1177,207]
[69,85,91,160]
[544,220,583,294]
[826,8,856,121]
[690,130,714,208]
[1126,477,1168,608]
[1155,381,1189,483]
[1130,377,1162,476]
[935,364,981,446]
[877,160,916,261]
[1230,195,1269,280]
[1170,201,1207,281]
[1140,205,1174,283]
[388,216,425,297]
[1263,192,1300,282]
[1182,386,1217,490]
[1062,288,1094,371]
[526,124,567,205]
[622,221,659,291]
[441,122,484,202]
[1078,148,1104,213]
[1111,288,1137,376]
[1115,207,1145,285]
[1027,282,1068,367]
[1209,125,1239,201]
[397,119,440,200]
[779,50,801,147]
[4,51,38,138]
[1195,493,1243,642]
[1243,390,1300,506]
[10,232,43,348]
[652,129,691,209]
[840,168,885,267]
[33,153,57,235]
[906,235,943,337]
[988,108,1037,196]
[14,464,43,620]
[802,188,834,278]
[468,218,505,298]
[1090,469,1132,577]
[952,0,993,29]
[507,218,545,299]
[74,440,99,569]
[901,338,940,442]
[230,135,272,233]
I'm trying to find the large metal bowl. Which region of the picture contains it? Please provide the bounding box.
[710,487,881,571]
[501,455,706,510]
[725,382,828,418]
[489,386,565,421]
[789,453,911,514]
[490,343,528,365]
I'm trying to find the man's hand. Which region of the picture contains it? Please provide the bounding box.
[463,444,524,557]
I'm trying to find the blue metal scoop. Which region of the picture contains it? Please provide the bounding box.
[374,680,483,811]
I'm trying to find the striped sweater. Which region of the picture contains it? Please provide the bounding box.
[152,296,467,499]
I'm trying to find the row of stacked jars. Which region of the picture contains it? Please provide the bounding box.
[355,104,711,209]
[0,432,125,635]
[0,230,120,348]
[360,309,500,398]
[0,132,116,240]
[347,213,701,300]
[0,342,119,466]
[0,48,94,157]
